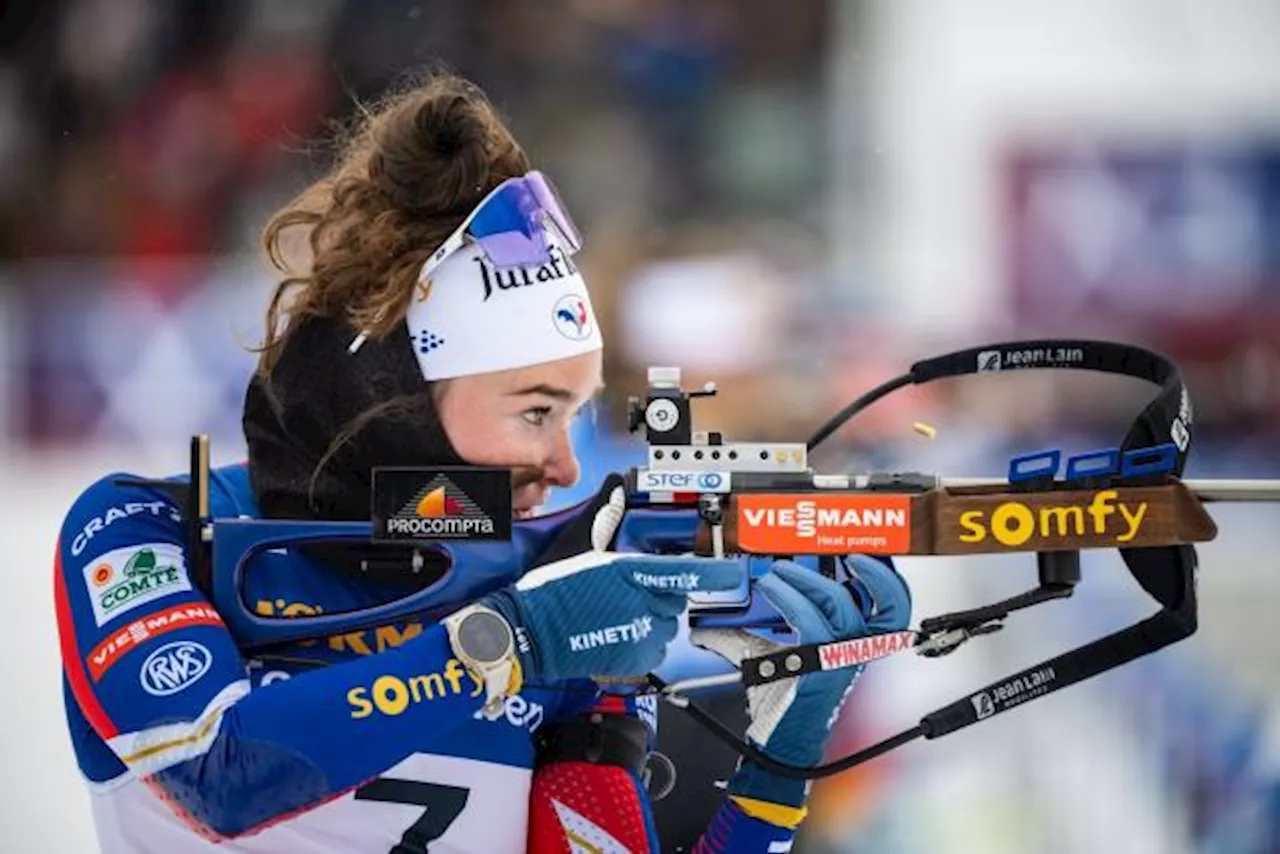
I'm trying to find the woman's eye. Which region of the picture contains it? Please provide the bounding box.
[522,407,552,427]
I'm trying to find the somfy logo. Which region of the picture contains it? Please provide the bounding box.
[140,641,213,697]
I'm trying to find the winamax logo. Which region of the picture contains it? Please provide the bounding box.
[387,475,495,538]
[83,543,191,627]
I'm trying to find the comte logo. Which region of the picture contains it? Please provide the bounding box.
[372,467,513,543]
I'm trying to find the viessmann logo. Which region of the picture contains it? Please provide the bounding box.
[735,494,912,555]
[372,467,513,543]
[87,602,223,681]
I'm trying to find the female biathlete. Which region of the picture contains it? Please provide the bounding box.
[53,71,911,853]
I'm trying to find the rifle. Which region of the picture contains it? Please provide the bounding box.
[119,339,1279,781]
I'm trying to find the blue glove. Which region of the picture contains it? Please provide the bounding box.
[484,551,744,682]
[690,555,912,807]
[481,479,745,683]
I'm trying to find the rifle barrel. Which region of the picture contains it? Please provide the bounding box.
[939,477,1280,502]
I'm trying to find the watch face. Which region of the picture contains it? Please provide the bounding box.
[458,611,512,664]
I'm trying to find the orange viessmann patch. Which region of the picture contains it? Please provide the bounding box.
[736,494,912,554]
[87,602,223,681]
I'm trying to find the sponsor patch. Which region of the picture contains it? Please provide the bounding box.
[371,467,512,543]
[82,543,191,627]
[139,640,213,697]
[87,603,223,681]
[736,494,912,555]
[347,659,483,719]
[818,631,916,671]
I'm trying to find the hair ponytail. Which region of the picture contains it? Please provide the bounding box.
[256,70,531,376]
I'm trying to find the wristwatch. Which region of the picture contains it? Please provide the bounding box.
[443,603,521,720]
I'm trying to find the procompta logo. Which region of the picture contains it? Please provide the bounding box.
[372,467,513,543]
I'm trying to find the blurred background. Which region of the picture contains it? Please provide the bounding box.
[2,0,1279,851]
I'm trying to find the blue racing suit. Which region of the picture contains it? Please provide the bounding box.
[56,462,814,853]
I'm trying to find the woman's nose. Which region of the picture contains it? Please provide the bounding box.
[541,429,581,488]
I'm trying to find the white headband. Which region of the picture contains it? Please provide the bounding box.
[404,239,603,380]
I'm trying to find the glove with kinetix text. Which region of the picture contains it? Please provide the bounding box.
[481,476,744,683]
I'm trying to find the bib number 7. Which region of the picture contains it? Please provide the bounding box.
[355,778,470,854]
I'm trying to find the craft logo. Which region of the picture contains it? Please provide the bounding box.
[372,467,513,542]
[88,602,223,681]
[139,640,213,697]
[83,543,192,627]
[70,501,181,557]
[348,659,482,719]
[736,494,912,555]
[957,489,1147,547]
[977,346,1085,372]
[552,294,592,340]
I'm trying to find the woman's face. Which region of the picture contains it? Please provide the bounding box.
[432,350,603,518]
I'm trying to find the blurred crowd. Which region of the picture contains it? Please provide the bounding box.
[0,0,858,451]
[0,0,812,255]
[3,0,1279,468]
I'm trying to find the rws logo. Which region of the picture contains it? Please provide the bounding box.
[140,640,213,697]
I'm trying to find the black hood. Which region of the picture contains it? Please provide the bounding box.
[242,313,468,521]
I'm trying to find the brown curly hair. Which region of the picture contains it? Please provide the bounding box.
[255,69,532,376]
